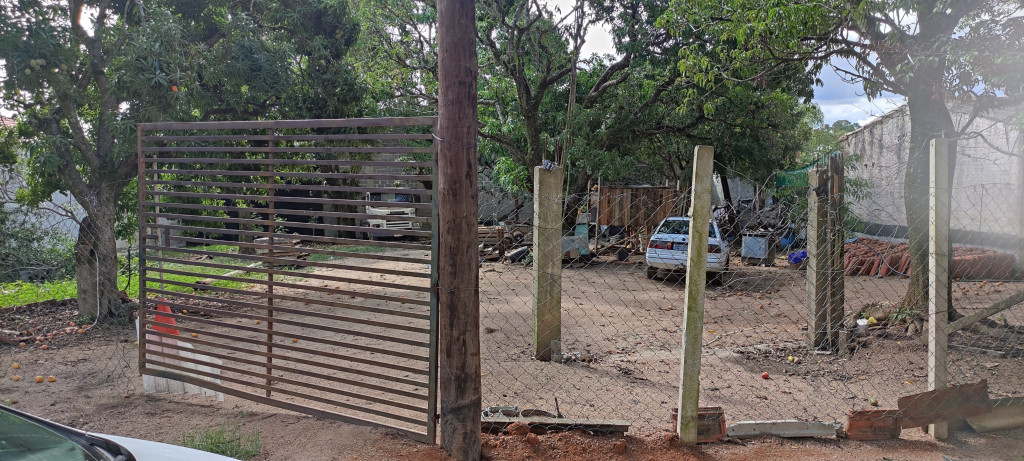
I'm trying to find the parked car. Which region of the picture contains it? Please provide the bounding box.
[0,405,239,461]
[645,216,730,283]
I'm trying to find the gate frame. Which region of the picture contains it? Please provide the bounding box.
[136,117,440,443]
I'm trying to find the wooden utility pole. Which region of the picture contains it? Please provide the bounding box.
[437,0,481,458]
[677,145,714,444]
[928,139,952,440]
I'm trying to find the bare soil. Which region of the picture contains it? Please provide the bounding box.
[2,249,1023,460]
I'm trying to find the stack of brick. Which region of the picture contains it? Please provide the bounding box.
[842,238,1016,280]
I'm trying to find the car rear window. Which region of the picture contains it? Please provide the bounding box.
[657,220,715,238]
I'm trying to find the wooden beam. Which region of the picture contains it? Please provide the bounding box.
[481,416,630,435]
[928,138,952,439]
[437,0,482,457]
[948,289,1024,333]
[677,146,714,444]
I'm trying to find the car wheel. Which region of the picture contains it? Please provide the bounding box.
[646,265,659,280]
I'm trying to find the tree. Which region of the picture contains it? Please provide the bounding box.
[353,0,816,207]
[662,0,1024,315]
[0,0,363,318]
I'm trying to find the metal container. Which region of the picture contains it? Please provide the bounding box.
[741,231,777,266]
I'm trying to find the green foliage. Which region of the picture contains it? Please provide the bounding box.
[0,207,75,284]
[179,422,261,460]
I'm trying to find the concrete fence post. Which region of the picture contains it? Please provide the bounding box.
[532,166,563,361]
[928,139,952,440]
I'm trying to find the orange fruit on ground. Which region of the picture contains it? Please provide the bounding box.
[256,320,261,324]
[191,333,199,338]
[12,375,21,382]
[34,376,44,383]
[47,376,56,382]
[40,345,49,350]
[18,342,26,348]
[77,329,85,334]
[291,338,298,343]
[12,363,19,369]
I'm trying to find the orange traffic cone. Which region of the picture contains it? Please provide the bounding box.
[152,301,180,336]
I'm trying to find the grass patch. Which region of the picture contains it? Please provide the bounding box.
[179,422,261,460]
[1,242,400,308]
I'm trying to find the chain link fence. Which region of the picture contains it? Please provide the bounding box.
[477,138,1023,434]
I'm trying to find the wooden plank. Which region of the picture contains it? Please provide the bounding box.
[143,145,433,154]
[143,329,427,388]
[897,379,991,429]
[141,211,433,238]
[139,315,426,375]
[145,200,433,222]
[140,244,431,280]
[145,182,434,196]
[928,139,952,439]
[677,145,714,445]
[481,416,630,434]
[144,369,430,441]
[143,159,432,168]
[140,357,428,422]
[144,338,427,401]
[948,290,1024,333]
[141,133,434,142]
[965,397,1024,433]
[139,222,432,249]
[143,169,434,182]
[139,116,437,131]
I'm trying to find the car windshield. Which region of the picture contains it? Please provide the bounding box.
[0,409,100,460]
[656,220,715,238]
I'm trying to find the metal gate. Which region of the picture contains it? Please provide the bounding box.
[137,117,438,442]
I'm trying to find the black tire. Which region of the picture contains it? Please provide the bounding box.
[646,265,659,280]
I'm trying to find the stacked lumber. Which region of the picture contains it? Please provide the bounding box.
[254,235,308,262]
[479,226,505,260]
[843,238,1015,279]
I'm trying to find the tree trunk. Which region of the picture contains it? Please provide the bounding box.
[75,205,123,321]
[902,82,959,320]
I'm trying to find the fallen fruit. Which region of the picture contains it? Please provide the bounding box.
[869,397,879,407]
[292,338,298,343]
[34,376,44,383]
[77,329,85,334]
[787,356,795,363]
[12,376,21,382]
[40,345,49,350]
[191,333,199,338]
[46,376,56,383]
[761,372,769,379]
[18,342,26,348]
[12,363,20,369]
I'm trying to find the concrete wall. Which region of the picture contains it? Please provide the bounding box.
[841,105,1023,251]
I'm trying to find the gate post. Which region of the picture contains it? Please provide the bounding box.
[532,166,563,361]
[677,145,714,444]
[827,154,845,350]
[437,0,482,457]
[928,139,952,440]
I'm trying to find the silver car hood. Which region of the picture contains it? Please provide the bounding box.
[91,433,241,461]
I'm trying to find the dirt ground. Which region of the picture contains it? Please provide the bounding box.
[2,248,1023,460]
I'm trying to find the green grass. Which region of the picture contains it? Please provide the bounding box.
[179,422,261,460]
[0,243,398,308]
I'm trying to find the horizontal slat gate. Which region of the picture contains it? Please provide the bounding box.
[137,118,438,442]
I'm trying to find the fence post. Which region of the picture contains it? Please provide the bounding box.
[1017,157,1024,279]
[807,165,830,349]
[928,138,952,440]
[533,166,563,361]
[677,145,714,444]
[437,0,482,457]
[827,154,845,350]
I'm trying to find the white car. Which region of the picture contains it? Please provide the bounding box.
[0,405,240,460]
[645,216,730,282]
